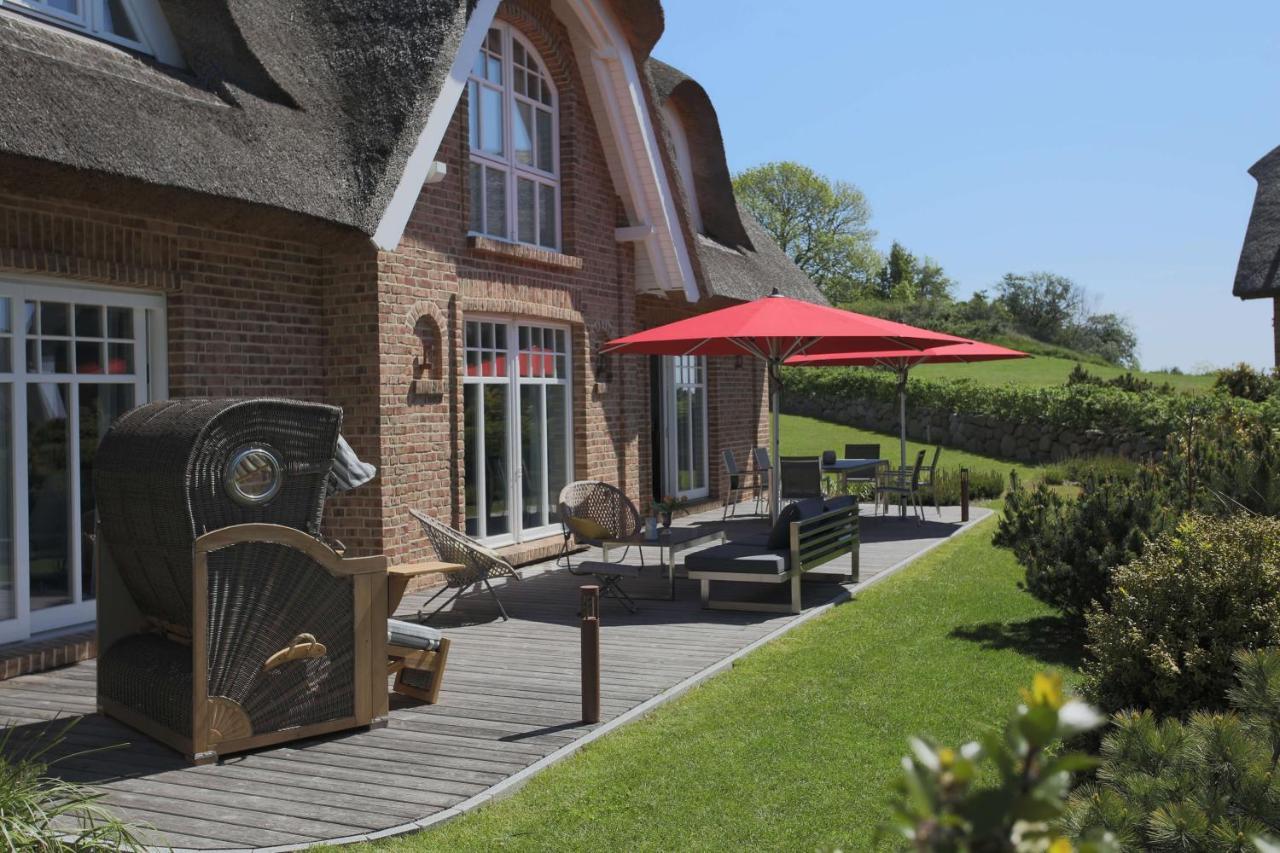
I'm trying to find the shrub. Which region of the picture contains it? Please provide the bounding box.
[1163,405,1280,517]
[1040,456,1141,487]
[1215,363,1279,402]
[1083,514,1280,717]
[996,470,1178,622]
[0,721,145,850]
[1064,649,1280,850]
[885,672,1116,852]
[931,466,1005,504]
[1067,363,1171,395]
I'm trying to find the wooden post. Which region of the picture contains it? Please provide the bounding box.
[580,585,600,724]
[960,468,970,522]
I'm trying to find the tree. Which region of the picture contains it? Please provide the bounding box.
[995,272,1087,342]
[1070,312,1138,369]
[874,241,920,301]
[733,161,880,303]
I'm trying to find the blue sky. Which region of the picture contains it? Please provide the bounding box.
[654,1,1280,371]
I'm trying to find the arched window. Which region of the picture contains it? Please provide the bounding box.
[467,22,559,251]
[1,0,183,65]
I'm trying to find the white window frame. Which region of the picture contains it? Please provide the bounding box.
[0,276,167,645]
[1,0,184,66]
[661,355,709,501]
[463,316,572,546]
[467,21,562,252]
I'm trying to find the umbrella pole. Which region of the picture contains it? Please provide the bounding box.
[898,367,908,473]
[770,360,781,522]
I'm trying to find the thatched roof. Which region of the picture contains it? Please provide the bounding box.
[646,59,827,305]
[1234,145,1280,299]
[0,0,473,236]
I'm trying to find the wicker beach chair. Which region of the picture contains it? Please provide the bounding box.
[409,508,520,621]
[93,398,389,764]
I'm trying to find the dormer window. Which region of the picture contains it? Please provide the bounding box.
[1,0,183,65]
[467,23,560,252]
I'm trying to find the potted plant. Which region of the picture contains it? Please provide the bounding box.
[651,495,688,528]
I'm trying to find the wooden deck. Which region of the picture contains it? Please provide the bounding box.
[0,502,990,851]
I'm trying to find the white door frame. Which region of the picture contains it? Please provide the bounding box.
[0,275,166,645]
[463,316,573,546]
[660,355,709,501]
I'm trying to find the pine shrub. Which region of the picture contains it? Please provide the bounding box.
[996,470,1177,622]
[1083,515,1280,717]
[1064,649,1280,850]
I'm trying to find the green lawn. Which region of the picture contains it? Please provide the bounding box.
[779,413,1045,485]
[362,513,1079,852]
[910,352,1214,392]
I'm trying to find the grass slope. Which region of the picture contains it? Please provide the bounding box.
[779,413,1045,485]
[363,514,1078,852]
[911,353,1214,392]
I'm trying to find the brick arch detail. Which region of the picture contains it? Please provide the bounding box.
[404,298,449,397]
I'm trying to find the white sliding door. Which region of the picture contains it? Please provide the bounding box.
[661,355,708,501]
[464,318,572,545]
[0,278,165,644]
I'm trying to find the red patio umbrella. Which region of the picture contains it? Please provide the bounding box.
[787,340,1028,473]
[602,290,963,519]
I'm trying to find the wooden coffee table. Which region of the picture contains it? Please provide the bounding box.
[385,561,465,615]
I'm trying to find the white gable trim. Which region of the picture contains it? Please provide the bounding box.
[563,0,699,301]
[372,0,701,304]
[372,0,501,251]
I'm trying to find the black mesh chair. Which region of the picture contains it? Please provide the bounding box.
[779,456,823,504]
[94,398,389,764]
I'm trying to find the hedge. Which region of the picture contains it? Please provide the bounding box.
[780,366,1278,441]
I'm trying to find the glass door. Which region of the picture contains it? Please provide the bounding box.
[0,279,165,644]
[662,355,708,501]
[464,318,572,545]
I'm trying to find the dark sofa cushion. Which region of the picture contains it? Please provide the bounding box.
[766,497,825,549]
[685,543,788,575]
[824,495,857,513]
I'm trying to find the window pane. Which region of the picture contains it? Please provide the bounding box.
[464,383,481,537]
[28,383,71,611]
[480,86,503,156]
[536,109,553,172]
[528,75,540,105]
[486,56,502,84]
[514,68,526,97]
[78,383,134,600]
[41,340,70,374]
[520,385,545,530]
[107,306,133,339]
[47,0,78,14]
[24,301,37,334]
[469,162,483,232]
[0,385,12,620]
[41,302,69,337]
[512,40,525,66]
[0,341,8,374]
[0,297,10,333]
[546,384,568,525]
[74,304,102,338]
[482,384,509,537]
[539,184,557,249]
[691,384,706,490]
[513,101,533,167]
[75,341,104,374]
[107,342,134,375]
[486,28,502,54]
[472,52,485,78]
[485,167,507,238]
[467,80,480,151]
[103,0,138,40]
[517,178,536,245]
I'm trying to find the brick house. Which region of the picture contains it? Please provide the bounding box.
[0,0,824,650]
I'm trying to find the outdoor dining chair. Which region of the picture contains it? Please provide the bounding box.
[752,446,773,507]
[915,445,944,517]
[721,449,765,519]
[779,456,823,504]
[557,480,646,612]
[410,508,520,621]
[875,449,929,521]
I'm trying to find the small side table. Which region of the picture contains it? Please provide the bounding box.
[386,561,466,615]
